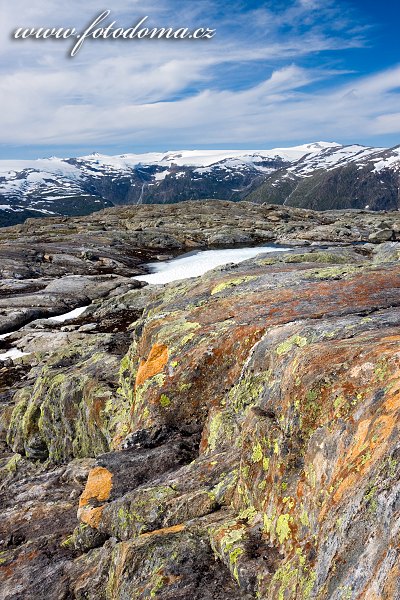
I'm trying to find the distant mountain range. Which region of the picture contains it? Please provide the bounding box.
[1,142,399,226]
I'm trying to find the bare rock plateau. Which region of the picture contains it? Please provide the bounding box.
[0,201,399,599]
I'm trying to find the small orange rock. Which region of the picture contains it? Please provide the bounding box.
[79,505,105,529]
[79,467,113,508]
[77,466,113,529]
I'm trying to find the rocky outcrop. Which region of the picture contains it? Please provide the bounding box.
[0,203,399,599]
[0,275,145,334]
[0,201,399,283]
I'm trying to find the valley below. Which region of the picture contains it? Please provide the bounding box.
[0,200,399,599]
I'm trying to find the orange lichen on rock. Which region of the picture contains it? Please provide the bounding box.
[78,466,113,528]
[139,523,186,539]
[135,344,169,388]
[79,467,113,508]
[332,383,400,506]
[381,561,400,600]
[79,505,105,529]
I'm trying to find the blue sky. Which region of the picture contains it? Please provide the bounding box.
[0,0,399,158]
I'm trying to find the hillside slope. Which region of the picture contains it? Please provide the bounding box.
[246,145,400,211]
[2,142,400,226]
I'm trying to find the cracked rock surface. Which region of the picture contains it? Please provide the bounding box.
[0,201,399,599]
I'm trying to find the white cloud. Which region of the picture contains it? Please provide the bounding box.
[371,113,400,134]
[0,0,398,151]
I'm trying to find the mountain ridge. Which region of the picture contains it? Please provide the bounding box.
[246,144,400,211]
[0,142,399,226]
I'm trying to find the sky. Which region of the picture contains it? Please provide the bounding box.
[0,0,399,158]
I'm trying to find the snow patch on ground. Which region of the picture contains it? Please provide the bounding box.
[0,158,81,178]
[154,171,169,181]
[0,348,30,361]
[49,306,89,323]
[372,149,400,173]
[0,332,12,340]
[135,246,289,285]
[289,145,387,176]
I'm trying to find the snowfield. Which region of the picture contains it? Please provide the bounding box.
[134,245,289,285]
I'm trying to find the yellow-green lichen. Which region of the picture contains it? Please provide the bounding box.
[284,251,353,265]
[3,453,22,474]
[237,506,257,523]
[276,513,292,544]
[364,485,378,514]
[159,394,171,408]
[374,358,390,382]
[276,335,308,356]
[149,573,165,597]
[269,550,316,600]
[300,506,310,527]
[221,527,246,550]
[310,265,360,280]
[251,441,263,463]
[228,371,271,414]
[262,456,270,471]
[207,412,222,452]
[211,276,257,296]
[263,511,275,535]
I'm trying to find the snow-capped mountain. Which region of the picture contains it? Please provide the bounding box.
[247,144,400,211]
[0,142,399,226]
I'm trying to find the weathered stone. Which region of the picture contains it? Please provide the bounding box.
[0,201,400,599]
[368,229,394,242]
[7,332,133,462]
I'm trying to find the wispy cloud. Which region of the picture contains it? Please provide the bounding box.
[0,0,398,153]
